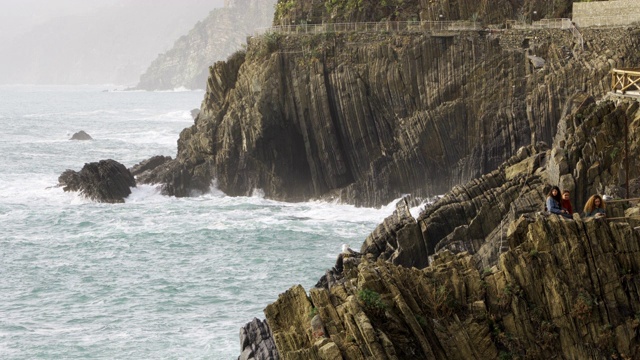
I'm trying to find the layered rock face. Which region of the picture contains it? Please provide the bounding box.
[58,159,136,203]
[135,0,276,90]
[366,93,640,273]
[142,26,640,206]
[242,86,640,358]
[266,217,640,359]
[238,318,279,360]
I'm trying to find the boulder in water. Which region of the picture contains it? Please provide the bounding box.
[58,159,136,203]
[130,155,172,178]
[70,130,93,140]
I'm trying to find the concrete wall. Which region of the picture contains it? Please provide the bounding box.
[573,0,640,27]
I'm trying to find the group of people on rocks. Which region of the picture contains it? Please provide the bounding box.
[546,186,607,219]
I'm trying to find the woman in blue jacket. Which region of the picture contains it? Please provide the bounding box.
[546,186,571,219]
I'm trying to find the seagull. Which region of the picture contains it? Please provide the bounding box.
[341,244,357,255]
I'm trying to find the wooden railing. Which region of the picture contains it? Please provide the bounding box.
[611,68,640,94]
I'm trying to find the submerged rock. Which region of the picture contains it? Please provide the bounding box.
[58,159,136,203]
[69,130,92,140]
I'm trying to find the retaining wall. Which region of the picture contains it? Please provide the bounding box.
[573,0,640,27]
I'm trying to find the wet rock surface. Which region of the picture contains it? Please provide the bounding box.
[58,159,136,203]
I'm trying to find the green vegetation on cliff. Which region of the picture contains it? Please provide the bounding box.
[274,0,575,25]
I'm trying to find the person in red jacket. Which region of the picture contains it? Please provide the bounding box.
[561,190,573,215]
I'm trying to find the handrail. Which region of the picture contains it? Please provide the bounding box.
[612,69,640,76]
[254,20,483,36]
[505,18,572,30]
[604,197,640,203]
[611,68,640,94]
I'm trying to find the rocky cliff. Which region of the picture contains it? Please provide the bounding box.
[250,84,640,359]
[139,24,640,207]
[135,0,276,90]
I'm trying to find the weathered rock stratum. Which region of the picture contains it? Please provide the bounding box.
[266,216,640,359]
[248,89,640,359]
[140,26,640,207]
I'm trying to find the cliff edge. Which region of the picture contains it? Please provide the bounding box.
[251,86,640,360]
[138,25,640,206]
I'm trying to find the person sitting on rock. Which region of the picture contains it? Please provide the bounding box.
[583,194,606,218]
[561,190,573,215]
[546,186,571,219]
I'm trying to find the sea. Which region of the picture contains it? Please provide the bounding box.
[0,85,409,359]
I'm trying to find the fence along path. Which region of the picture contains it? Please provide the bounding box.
[254,18,584,49]
[255,20,482,36]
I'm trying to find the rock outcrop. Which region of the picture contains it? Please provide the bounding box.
[238,318,279,360]
[240,88,640,358]
[266,216,640,359]
[141,26,640,206]
[130,155,172,181]
[58,159,136,203]
[69,130,93,140]
[246,96,640,359]
[135,0,277,90]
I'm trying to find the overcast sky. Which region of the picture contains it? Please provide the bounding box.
[0,0,225,85]
[0,0,123,43]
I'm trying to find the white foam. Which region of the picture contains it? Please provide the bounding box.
[250,188,265,199]
[125,185,164,203]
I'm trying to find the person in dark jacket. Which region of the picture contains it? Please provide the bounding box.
[583,194,606,218]
[546,186,571,219]
[561,190,573,215]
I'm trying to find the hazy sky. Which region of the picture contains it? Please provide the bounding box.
[0,0,225,85]
[0,0,123,43]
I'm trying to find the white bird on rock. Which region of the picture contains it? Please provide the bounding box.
[341,244,355,254]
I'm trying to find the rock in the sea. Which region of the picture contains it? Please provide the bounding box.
[58,159,136,203]
[238,318,279,360]
[70,130,93,140]
[130,155,172,178]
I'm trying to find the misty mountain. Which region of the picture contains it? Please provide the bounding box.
[0,0,223,85]
[136,0,277,90]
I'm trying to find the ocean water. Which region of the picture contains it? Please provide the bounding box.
[0,85,397,359]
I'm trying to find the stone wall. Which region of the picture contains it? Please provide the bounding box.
[574,0,640,27]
